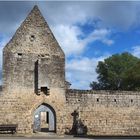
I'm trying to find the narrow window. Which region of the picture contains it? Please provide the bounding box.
[41,87,50,95]
[41,54,45,58]
[131,99,133,103]
[17,53,22,60]
[18,53,22,56]
[114,99,116,102]
[31,35,35,38]
[30,35,35,42]
[97,98,99,102]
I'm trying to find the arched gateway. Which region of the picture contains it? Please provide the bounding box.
[33,104,56,132]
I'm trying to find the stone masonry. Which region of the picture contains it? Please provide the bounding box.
[0,5,140,136]
[66,90,140,136]
[1,5,66,135]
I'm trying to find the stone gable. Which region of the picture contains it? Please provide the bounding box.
[3,5,65,94]
[0,5,140,136]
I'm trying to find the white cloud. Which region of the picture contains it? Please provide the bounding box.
[42,1,140,31]
[51,24,113,89]
[0,1,140,36]
[0,36,10,72]
[85,28,114,46]
[51,24,84,56]
[52,25,114,57]
[66,55,109,89]
[132,45,140,58]
[0,37,8,84]
[0,2,117,88]
[0,37,9,48]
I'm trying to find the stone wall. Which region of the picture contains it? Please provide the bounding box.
[0,6,67,135]
[1,88,140,136]
[65,89,140,136]
[1,5,140,137]
[0,88,66,135]
[3,6,65,94]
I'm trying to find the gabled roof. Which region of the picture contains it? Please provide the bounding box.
[4,5,64,57]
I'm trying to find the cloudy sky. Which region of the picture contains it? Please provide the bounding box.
[1,1,140,89]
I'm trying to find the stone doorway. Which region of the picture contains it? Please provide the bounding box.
[33,104,56,133]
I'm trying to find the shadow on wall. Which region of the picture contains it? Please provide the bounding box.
[65,110,88,136]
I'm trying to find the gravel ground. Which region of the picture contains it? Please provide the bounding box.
[0,136,139,140]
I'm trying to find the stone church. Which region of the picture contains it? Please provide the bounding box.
[1,5,140,136]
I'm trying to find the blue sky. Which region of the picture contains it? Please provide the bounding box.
[0,1,140,89]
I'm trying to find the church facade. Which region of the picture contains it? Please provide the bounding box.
[1,6,140,136]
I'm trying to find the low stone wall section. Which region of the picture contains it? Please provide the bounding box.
[65,89,140,136]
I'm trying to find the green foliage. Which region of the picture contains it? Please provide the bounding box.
[90,52,140,90]
[123,61,140,91]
